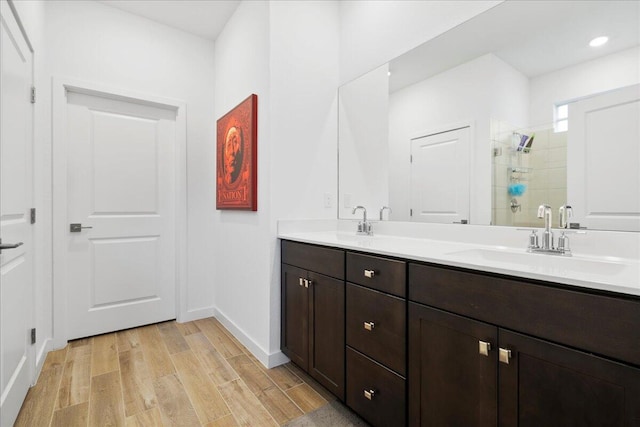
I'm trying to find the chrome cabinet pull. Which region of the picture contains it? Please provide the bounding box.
[305,279,311,288]
[364,269,375,278]
[299,277,304,287]
[364,321,375,331]
[499,348,512,364]
[478,340,492,357]
[364,389,375,400]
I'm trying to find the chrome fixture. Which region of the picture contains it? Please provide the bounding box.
[379,206,392,220]
[538,204,554,250]
[557,205,573,255]
[559,204,573,229]
[527,204,572,256]
[352,206,372,235]
[510,198,521,213]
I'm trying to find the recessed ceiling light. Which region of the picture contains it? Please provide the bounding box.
[589,36,609,47]
[388,71,392,76]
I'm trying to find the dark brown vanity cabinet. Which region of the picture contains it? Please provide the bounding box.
[408,263,640,427]
[345,252,407,427]
[281,240,346,400]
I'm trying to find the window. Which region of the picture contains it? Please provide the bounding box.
[555,103,568,132]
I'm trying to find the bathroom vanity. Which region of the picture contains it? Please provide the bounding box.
[279,225,640,427]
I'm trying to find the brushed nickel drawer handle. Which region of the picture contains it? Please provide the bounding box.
[478,340,491,357]
[499,348,512,364]
[299,277,305,287]
[364,389,375,400]
[364,321,375,331]
[364,269,375,278]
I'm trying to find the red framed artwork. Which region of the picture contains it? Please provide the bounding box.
[216,94,258,210]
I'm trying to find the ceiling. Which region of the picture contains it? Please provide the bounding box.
[389,1,640,93]
[99,0,241,41]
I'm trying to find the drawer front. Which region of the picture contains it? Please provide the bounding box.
[409,263,640,366]
[347,252,406,297]
[346,284,406,375]
[346,347,406,427]
[281,240,345,279]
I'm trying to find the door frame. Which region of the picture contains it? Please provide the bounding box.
[51,77,188,348]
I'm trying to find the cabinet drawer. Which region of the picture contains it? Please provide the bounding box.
[346,347,406,427]
[346,284,406,375]
[281,240,345,279]
[347,252,406,297]
[409,263,640,366]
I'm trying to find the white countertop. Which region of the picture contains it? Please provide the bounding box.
[278,223,640,297]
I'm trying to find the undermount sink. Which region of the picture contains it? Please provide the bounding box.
[447,248,629,276]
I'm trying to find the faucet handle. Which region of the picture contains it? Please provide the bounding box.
[528,230,539,250]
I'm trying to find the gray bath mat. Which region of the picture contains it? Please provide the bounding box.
[284,400,370,427]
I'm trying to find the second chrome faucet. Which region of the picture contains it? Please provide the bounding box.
[528,204,573,255]
[352,206,373,235]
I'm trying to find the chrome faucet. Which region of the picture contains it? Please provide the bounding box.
[527,203,572,256]
[352,206,372,235]
[379,206,392,221]
[538,204,553,250]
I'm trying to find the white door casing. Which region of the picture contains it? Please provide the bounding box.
[568,84,640,232]
[53,80,187,344]
[410,126,470,224]
[0,1,34,425]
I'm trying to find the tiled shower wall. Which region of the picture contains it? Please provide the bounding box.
[492,120,567,227]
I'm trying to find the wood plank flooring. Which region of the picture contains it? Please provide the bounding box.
[14,318,331,426]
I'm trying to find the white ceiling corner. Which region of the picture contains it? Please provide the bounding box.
[99,0,241,41]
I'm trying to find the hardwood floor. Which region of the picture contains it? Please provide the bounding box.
[15,318,332,426]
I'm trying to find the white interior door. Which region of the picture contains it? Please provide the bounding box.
[0,1,34,425]
[568,84,640,231]
[410,127,470,223]
[65,88,178,340]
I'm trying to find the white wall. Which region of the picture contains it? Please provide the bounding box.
[338,64,389,218]
[213,0,340,366]
[212,0,272,365]
[339,0,501,84]
[388,54,528,224]
[530,47,640,126]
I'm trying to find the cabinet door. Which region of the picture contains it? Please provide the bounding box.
[309,271,345,400]
[281,264,309,370]
[408,303,498,427]
[499,330,640,427]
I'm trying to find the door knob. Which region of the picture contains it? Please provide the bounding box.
[70,223,93,232]
[0,239,23,253]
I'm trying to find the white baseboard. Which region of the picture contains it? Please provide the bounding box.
[213,308,290,369]
[33,338,53,385]
[178,306,216,323]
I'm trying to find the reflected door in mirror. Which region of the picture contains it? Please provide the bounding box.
[410,126,470,224]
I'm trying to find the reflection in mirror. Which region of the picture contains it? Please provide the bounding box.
[338,1,639,231]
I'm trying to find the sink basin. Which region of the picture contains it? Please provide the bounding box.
[447,248,629,276]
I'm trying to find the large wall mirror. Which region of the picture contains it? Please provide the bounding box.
[338,1,639,231]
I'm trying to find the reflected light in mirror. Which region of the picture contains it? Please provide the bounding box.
[589,36,609,47]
